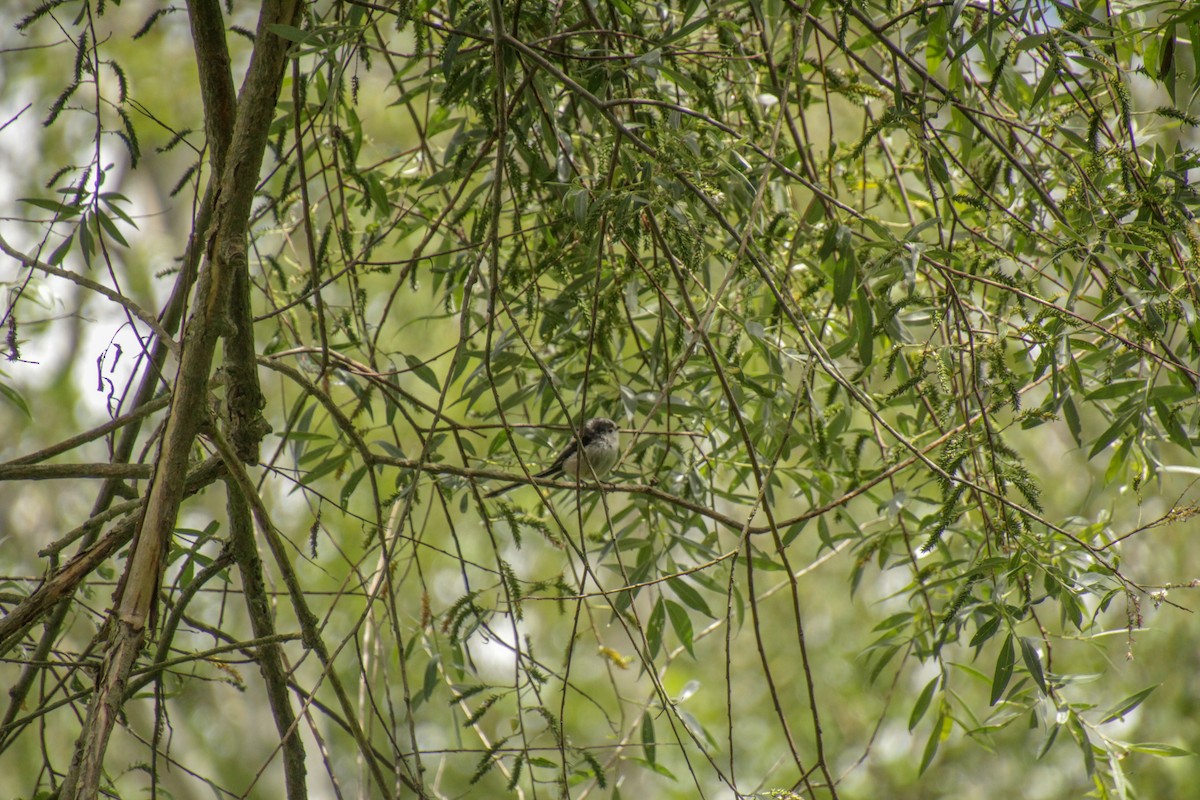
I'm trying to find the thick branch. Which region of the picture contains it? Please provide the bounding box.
[189,0,271,463]
[0,463,152,482]
[59,2,301,796]
[186,0,238,173]
[225,478,307,799]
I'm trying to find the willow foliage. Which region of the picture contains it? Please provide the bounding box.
[2,1,1199,798]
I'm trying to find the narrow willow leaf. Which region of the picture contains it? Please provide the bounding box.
[665,600,694,657]
[641,712,656,765]
[1062,396,1082,445]
[969,615,1000,649]
[927,9,948,73]
[0,382,32,418]
[267,23,312,43]
[404,354,441,393]
[95,210,129,247]
[1084,379,1144,401]
[48,229,75,265]
[919,711,950,774]
[646,598,665,659]
[909,676,939,731]
[668,576,714,618]
[19,196,82,216]
[1068,714,1096,776]
[1089,409,1138,460]
[1019,638,1047,693]
[1153,399,1193,452]
[1125,742,1193,757]
[1029,59,1059,108]
[1099,685,1158,724]
[855,288,874,366]
[1037,722,1060,760]
[990,633,1015,706]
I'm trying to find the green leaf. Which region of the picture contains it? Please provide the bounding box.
[678,708,719,750]
[919,711,950,774]
[94,210,129,247]
[1153,399,1193,452]
[1029,59,1059,109]
[665,600,694,657]
[48,230,74,266]
[667,576,714,618]
[1088,409,1139,460]
[1104,436,1133,484]
[909,676,939,731]
[441,33,464,79]
[99,192,136,224]
[927,9,948,73]
[1099,685,1157,724]
[1019,637,1046,693]
[1147,384,1193,403]
[631,756,678,780]
[404,354,441,393]
[300,451,350,485]
[417,655,439,706]
[78,214,95,267]
[1062,396,1082,445]
[1125,742,1193,757]
[855,288,874,366]
[19,196,82,217]
[339,464,368,506]
[0,382,32,418]
[267,23,312,43]
[969,614,1000,649]
[830,227,857,307]
[1160,23,1177,100]
[646,597,665,659]
[989,633,1015,706]
[868,643,902,683]
[1015,33,1051,53]
[641,712,656,765]
[1067,714,1096,776]
[1037,722,1061,760]
[1084,379,1144,401]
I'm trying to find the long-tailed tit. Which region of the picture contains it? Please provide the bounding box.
[486,417,620,498]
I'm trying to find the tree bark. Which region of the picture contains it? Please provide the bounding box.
[58,2,301,797]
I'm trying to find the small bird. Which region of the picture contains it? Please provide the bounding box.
[486,417,620,498]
